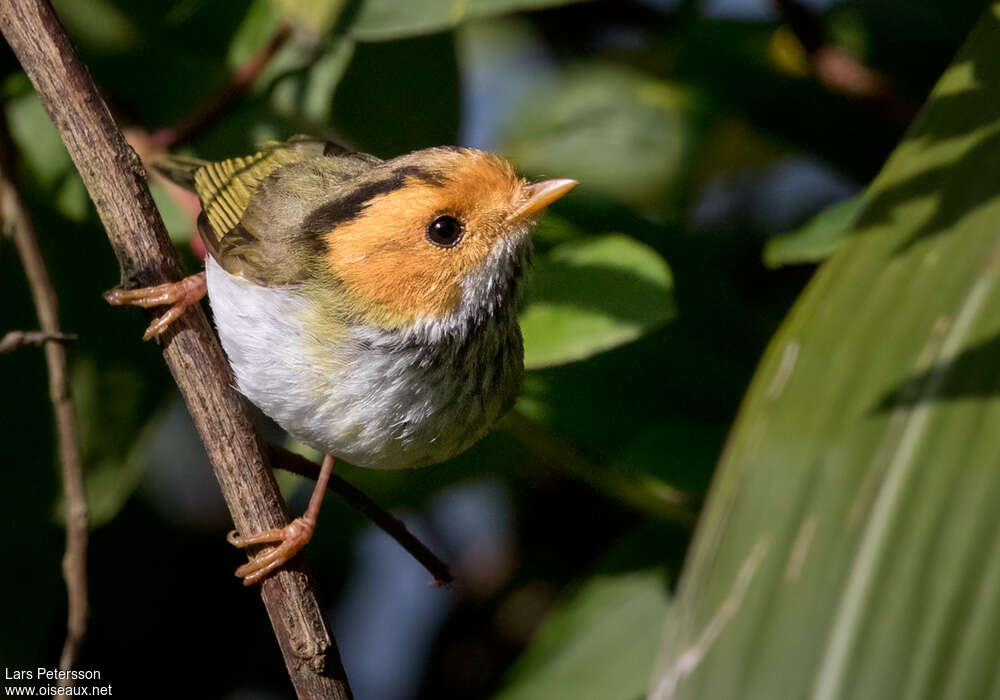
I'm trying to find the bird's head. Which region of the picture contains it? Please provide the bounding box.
[312,147,576,334]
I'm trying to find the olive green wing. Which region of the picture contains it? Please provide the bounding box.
[156,137,379,285]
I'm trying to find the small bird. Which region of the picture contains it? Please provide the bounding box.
[105,136,576,584]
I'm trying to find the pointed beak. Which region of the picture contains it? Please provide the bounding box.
[507,178,578,222]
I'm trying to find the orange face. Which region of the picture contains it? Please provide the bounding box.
[319,148,574,326]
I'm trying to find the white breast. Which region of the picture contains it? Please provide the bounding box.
[205,256,521,469]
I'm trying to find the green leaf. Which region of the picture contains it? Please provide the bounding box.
[763,194,864,268]
[5,94,89,221]
[346,0,594,41]
[501,64,704,216]
[270,0,349,34]
[53,357,168,528]
[228,0,281,68]
[502,410,693,522]
[150,181,195,243]
[496,534,671,700]
[6,94,73,189]
[269,40,355,124]
[73,409,164,528]
[521,234,675,369]
[651,7,1000,700]
[51,0,139,51]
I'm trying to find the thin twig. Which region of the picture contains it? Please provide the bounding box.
[267,444,454,585]
[773,0,920,126]
[0,114,88,679]
[149,25,293,151]
[0,329,77,353]
[129,25,293,261]
[0,2,351,697]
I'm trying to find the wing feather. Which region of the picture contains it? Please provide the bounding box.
[157,136,381,285]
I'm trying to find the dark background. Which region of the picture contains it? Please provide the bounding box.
[0,0,985,698]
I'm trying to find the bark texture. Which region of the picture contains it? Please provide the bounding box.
[0,1,352,697]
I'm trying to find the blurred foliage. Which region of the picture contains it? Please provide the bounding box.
[521,233,675,369]
[495,525,672,700]
[0,0,990,698]
[344,0,596,40]
[652,5,1000,700]
[501,63,704,219]
[763,194,863,267]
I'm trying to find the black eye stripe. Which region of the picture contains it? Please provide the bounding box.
[303,165,447,236]
[427,216,464,248]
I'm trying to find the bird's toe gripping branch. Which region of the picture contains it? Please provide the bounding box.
[227,454,336,586]
[103,271,207,340]
[227,517,317,586]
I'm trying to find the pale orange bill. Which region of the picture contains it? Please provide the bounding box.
[508,178,578,222]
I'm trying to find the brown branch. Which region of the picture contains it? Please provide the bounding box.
[267,444,454,586]
[0,329,77,353]
[148,25,292,151]
[773,0,920,126]
[0,114,88,680]
[0,2,351,698]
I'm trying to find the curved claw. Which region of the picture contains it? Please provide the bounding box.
[228,517,316,586]
[227,454,334,585]
[103,272,206,340]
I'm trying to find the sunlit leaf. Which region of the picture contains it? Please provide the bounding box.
[651,8,1000,699]
[150,181,195,243]
[270,0,349,34]
[346,0,594,41]
[496,534,671,700]
[521,234,675,369]
[763,194,864,268]
[269,40,355,124]
[229,0,281,68]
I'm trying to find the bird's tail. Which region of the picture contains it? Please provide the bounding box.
[152,154,209,192]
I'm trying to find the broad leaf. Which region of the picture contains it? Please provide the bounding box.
[764,194,864,268]
[269,40,355,124]
[520,234,675,369]
[346,0,593,41]
[652,7,1000,700]
[5,94,88,221]
[496,531,671,700]
[59,357,166,528]
[270,0,349,35]
[229,0,281,67]
[502,64,703,217]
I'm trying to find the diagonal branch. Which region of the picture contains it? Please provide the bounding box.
[148,25,292,151]
[0,113,88,680]
[0,2,351,698]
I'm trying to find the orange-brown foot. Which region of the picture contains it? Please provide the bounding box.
[227,454,335,586]
[103,272,206,340]
[227,516,316,586]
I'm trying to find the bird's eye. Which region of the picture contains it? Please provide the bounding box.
[426,215,465,248]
